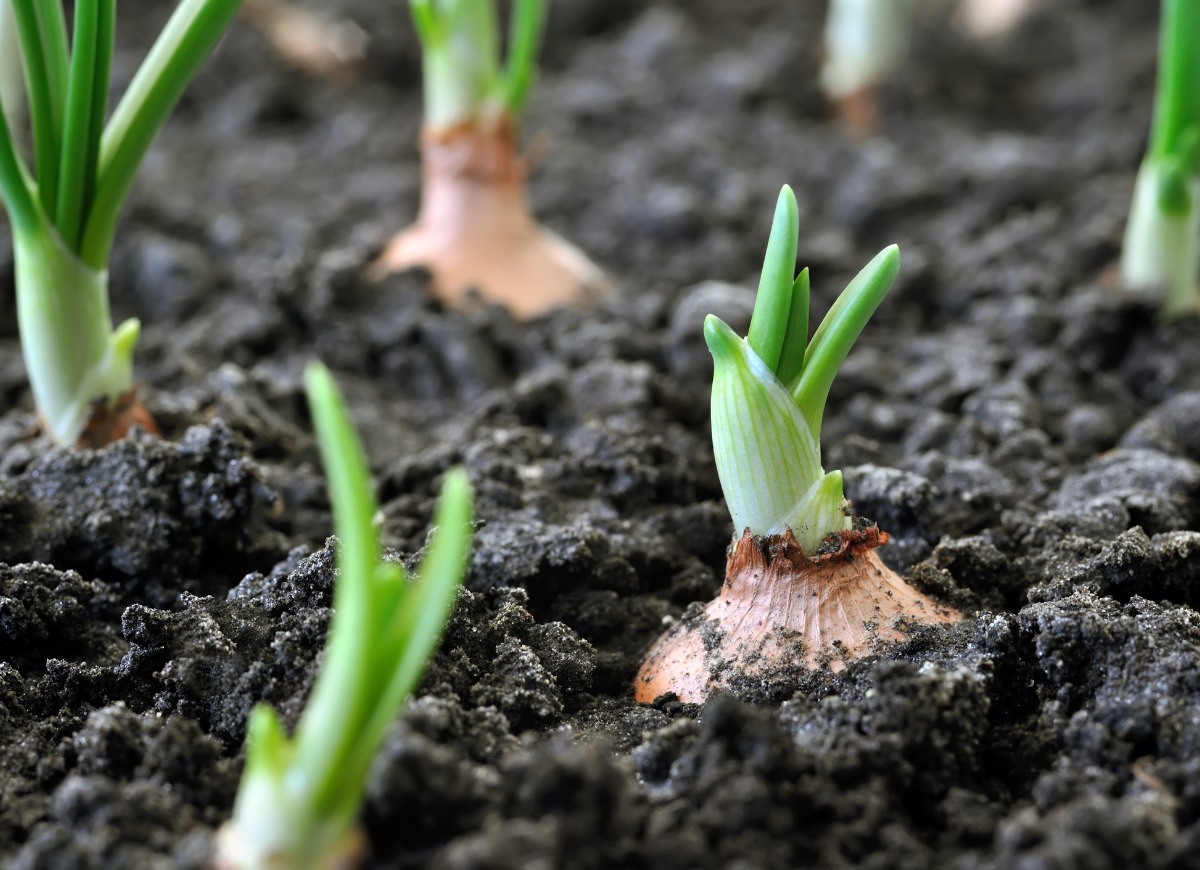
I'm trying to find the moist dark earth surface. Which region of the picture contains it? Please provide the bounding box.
[3,1,1200,867]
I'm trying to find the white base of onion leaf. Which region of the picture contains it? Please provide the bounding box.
[820,0,910,99]
[1121,160,1200,319]
[707,314,842,553]
[214,706,364,870]
[14,224,140,445]
[214,813,362,870]
[423,45,500,131]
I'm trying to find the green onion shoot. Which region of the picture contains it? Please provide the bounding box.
[0,0,242,446]
[373,0,608,319]
[635,186,958,702]
[215,363,473,869]
[1120,0,1200,318]
[411,0,542,131]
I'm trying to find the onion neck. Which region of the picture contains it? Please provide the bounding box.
[413,119,534,245]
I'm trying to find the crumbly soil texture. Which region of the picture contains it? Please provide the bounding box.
[2,1,1199,867]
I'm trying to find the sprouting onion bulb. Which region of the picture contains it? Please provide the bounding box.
[376,0,608,318]
[0,0,242,445]
[1121,0,1200,318]
[215,363,473,870]
[635,198,945,703]
[706,185,899,554]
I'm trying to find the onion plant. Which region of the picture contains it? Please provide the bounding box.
[706,185,898,555]
[215,363,473,869]
[373,0,608,318]
[0,0,242,446]
[820,0,910,135]
[1121,0,1200,318]
[636,186,958,703]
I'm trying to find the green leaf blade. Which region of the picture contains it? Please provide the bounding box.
[0,97,39,232]
[409,0,442,46]
[501,0,546,114]
[55,0,113,249]
[1150,0,1200,167]
[82,0,244,268]
[791,244,899,438]
[305,364,378,613]
[775,268,810,387]
[11,0,69,214]
[746,185,800,374]
[346,468,472,797]
[293,366,472,832]
[295,363,380,819]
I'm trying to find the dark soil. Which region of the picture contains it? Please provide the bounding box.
[4,0,1200,867]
